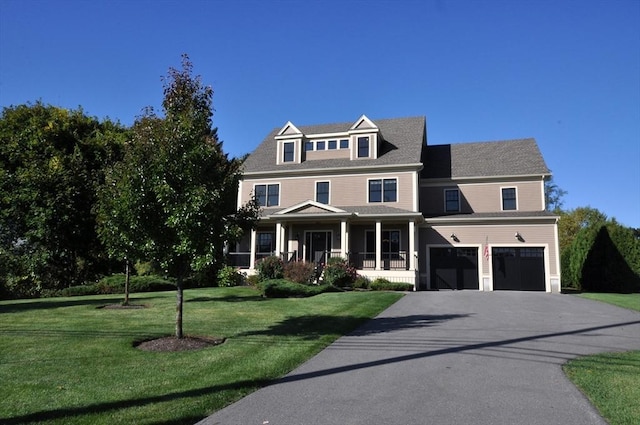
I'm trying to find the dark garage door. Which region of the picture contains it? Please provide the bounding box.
[431,247,479,290]
[492,247,545,291]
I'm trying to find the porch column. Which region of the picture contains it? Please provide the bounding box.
[340,220,347,258]
[275,222,283,256]
[288,225,295,259]
[250,228,257,269]
[375,220,382,271]
[409,220,416,270]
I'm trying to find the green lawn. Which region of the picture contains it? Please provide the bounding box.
[564,351,640,425]
[564,292,640,425]
[577,292,640,312]
[0,287,402,424]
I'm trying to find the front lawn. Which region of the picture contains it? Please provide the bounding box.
[577,292,640,312]
[0,287,402,424]
[564,292,640,425]
[564,351,640,425]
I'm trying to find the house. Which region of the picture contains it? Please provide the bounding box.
[232,115,561,292]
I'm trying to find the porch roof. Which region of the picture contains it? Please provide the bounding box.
[259,203,423,222]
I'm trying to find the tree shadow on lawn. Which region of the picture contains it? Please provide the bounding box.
[187,294,265,303]
[4,319,639,425]
[237,314,470,340]
[0,297,123,313]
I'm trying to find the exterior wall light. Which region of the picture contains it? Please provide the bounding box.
[450,233,459,242]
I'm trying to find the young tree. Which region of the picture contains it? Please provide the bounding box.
[544,174,567,212]
[100,55,259,337]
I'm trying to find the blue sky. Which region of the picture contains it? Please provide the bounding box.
[1,0,639,228]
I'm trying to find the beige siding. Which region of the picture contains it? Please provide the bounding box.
[305,149,350,161]
[420,180,544,214]
[241,171,417,211]
[418,221,560,291]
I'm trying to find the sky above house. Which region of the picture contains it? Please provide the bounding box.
[1,0,639,228]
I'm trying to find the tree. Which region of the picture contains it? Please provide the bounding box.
[544,175,567,212]
[0,102,126,297]
[99,55,259,337]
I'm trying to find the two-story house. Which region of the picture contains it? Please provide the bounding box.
[232,115,561,292]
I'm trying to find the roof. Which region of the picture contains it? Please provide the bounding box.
[243,116,426,174]
[422,139,550,179]
[424,210,558,221]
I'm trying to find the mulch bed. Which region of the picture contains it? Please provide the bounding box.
[135,336,226,352]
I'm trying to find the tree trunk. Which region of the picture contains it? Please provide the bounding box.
[175,274,183,338]
[123,258,130,306]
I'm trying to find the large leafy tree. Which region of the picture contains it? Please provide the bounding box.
[97,55,259,337]
[0,102,126,297]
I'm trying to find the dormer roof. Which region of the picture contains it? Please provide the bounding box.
[243,115,426,174]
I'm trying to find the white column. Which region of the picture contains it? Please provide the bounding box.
[375,220,382,271]
[288,225,294,259]
[409,221,416,270]
[275,222,282,256]
[340,220,347,258]
[250,228,257,269]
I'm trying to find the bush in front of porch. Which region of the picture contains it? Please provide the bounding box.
[323,257,358,288]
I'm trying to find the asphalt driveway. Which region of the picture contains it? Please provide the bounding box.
[197,292,640,425]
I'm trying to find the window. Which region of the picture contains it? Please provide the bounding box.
[366,230,400,254]
[316,141,325,151]
[328,140,337,150]
[369,178,397,203]
[445,189,460,212]
[340,139,349,149]
[502,187,517,210]
[304,141,313,152]
[283,142,294,162]
[357,136,369,158]
[257,232,274,254]
[316,181,330,204]
[255,184,279,207]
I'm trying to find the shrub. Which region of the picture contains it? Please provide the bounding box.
[370,278,414,291]
[256,256,284,281]
[284,261,316,285]
[352,275,371,290]
[217,266,245,287]
[322,257,357,288]
[245,274,260,287]
[259,279,336,298]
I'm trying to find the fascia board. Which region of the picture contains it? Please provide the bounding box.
[423,215,559,225]
[244,163,424,179]
[420,173,550,186]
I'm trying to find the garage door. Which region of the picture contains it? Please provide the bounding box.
[431,247,479,290]
[492,247,545,291]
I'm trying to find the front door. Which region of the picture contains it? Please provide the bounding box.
[305,231,332,264]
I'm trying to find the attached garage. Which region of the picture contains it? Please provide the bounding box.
[492,247,546,291]
[430,247,479,290]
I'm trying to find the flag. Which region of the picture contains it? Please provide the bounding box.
[484,237,490,260]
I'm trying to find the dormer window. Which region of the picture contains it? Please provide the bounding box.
[357,137,370,158]
[340,139,349,149]
[317,141,325,151]
[304,141,313,152]
[283,142,294,162]
[328,140,337,150]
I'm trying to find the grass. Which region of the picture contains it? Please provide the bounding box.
[577,292,640,312]
[563,292,640,425]
[564,351,640,425]
[0,287,402,424]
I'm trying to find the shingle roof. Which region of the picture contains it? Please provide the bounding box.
[422,139,550,179]
[243,116,426,174]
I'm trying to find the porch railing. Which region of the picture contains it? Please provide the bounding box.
[226,250,408,270]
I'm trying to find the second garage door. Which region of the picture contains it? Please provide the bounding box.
[492,247,546,291]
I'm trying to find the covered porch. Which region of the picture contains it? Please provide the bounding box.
[228,201,423,285]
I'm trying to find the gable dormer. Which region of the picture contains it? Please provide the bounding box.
[275,121,303,165]
[348,114,380,160]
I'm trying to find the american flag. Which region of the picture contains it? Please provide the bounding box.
[484,237,490,260]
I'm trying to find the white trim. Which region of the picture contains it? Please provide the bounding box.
[315,180,331,205]
[253,182,281,207]
[444,188,461,213]
[237,180,243,210]
[540,176,546,211]
[423,215,559,224]
[276,121,303,138]
[366,176,399,204]
[280,140,296,164]
[500,186,518,211]
[275,199,345,215]
[244,162,423,178]
[413,171,419,212]
[488,244,551,292]
[420,174,551,186]
[425,244,483,291]
[350,114,378,131]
